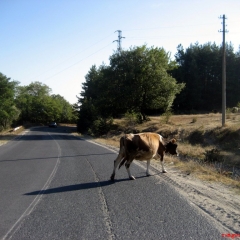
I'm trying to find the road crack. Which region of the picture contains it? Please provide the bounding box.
[85,158,115,240]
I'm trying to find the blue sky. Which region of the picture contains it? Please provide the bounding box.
[1,0,239,104]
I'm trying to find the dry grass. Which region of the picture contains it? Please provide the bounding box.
[173,159,240,189]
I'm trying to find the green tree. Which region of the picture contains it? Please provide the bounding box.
[16,81,76,124]
[226,43,240,107]
[0,73,20,129]
[77,98,97,132]
[51,94,77,123]
[107,45,184,119]
[15,82,52,123]
[78,45,184,132]
[173,43,222,111]
[173,42,240,112]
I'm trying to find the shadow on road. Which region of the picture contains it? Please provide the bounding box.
[24,175,151,195]
[24,178,136,195]
[30,125,77,134]
[0,126,78,142]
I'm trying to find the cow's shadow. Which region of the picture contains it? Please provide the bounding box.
[24,176,150,196]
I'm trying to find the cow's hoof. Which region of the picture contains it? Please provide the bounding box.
[129,176,136,180]
[110,174,115,181]
[162,170,167,173]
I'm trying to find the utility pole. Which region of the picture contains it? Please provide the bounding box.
[219,15,228,126]
[113,30,125,52]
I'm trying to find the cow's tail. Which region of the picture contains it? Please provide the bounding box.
[118,136,127,169]
[118,158,127,169]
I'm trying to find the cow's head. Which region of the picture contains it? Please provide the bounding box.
[165,139,178,156]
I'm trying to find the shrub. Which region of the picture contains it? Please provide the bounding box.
[226,108,232,119]
[161,110,172,124]
[192,117,197,123]
[124,110,142,126]
[214,127,240,150]
[232,107,239,113]
[204,148,224,163]
[89,117,113,136]
[188,126,205,144]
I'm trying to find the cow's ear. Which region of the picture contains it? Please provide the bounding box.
[171,138,176,144]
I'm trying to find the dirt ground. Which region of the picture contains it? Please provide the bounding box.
[151,156,240,234]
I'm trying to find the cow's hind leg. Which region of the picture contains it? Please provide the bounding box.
[160,154,167,173]
[110,153,124,181]
[161,160,167,173]
[125,160,135,180]
[146,160,151,176]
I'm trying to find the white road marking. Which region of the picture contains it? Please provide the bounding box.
[3,133,61,240]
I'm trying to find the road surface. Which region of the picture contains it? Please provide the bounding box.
[0,126,223,239]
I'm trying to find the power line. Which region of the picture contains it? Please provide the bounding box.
[28,33,114,81]
[43,42,113,81]
[127,33,223,40]
[122,23,221,32]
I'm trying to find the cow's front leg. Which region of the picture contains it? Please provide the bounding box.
[160,154,167,173]
[125,160,135,180]
[146,160,151,176]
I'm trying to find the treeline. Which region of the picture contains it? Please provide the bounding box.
[172,42,240,112]
[2,42,239,133]
[77,45,185,133]
[0,74,77,131]
[78,42,240,134]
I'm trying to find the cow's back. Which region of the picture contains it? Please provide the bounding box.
[139,132,161,150]
[125,134,149,154]
[124,133,161,160]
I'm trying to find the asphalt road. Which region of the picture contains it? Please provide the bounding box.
[0,126,223,240]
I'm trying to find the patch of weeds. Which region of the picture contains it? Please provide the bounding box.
[161,111,172,124]
[89,117,114,136]
[191,117,197,123]
[204,148,224,163]
[214,127,240,150]
[188,126,205,145]
[226,108,232,119]
[124,110,142,127]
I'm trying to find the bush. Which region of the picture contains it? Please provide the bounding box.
[188,126,205,144]
[161,110,172,124]
[124,110,142,126]
[192,117,197,123]
[232,107,239,113]
[204,148,224,163]
[89,117,113,136]
[226,108,232,119]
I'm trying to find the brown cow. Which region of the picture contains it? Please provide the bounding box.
[110,132,178,181]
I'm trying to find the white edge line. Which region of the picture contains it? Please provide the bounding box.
[3,133,61,240]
